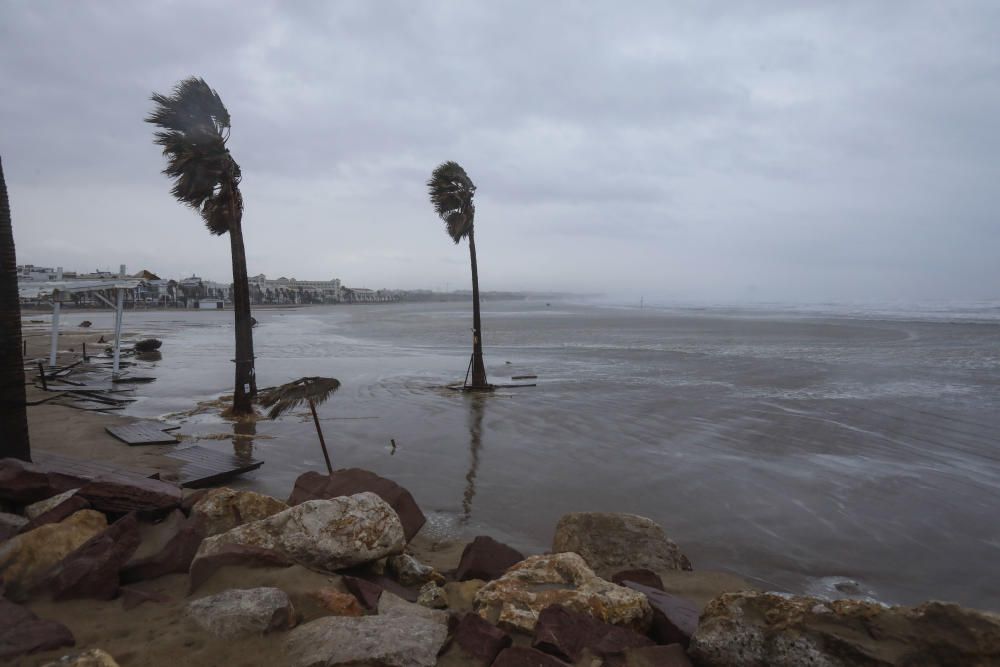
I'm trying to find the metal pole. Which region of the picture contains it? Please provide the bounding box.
[308,399,334,476]
[49,267,62,367]
[112,264,125,378]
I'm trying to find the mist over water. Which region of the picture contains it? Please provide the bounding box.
[67,300,1000,610]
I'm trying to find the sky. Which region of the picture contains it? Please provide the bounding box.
[2,1,999,303]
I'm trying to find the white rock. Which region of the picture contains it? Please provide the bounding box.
[24,489,79,520]
[187,587,295,638]
[285,614,448,667]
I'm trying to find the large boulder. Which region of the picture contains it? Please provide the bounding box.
[190,487,288,536]
[0,509,107,600]
[77,473,181,515]
[47,513,142,601]
[474,552,652,633]
[285,613,448,667]
[194,494,405,573]
[25,489,80,519]
[690,591,1000,667]
[623,581,699,647]
[187,587,296,638]
[552,512,691,579]
[288,469,426,541]
[0,598,75,660]
[120,510,206,583]
[455,536,525,582]
[19,495,91,534]
[0,458,55,504]
[188,543,294,593]
[533,604,653,662]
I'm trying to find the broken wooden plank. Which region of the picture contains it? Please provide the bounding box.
[165,445,263,488]
[106,422,180,446]
[33,450,161,482]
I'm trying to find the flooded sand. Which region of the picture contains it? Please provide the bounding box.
[56,300,1000,611]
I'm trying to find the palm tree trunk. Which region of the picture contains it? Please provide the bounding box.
[467,228,488,388]
[228,218,257,415]
[308,399,334,476]
[0,156,31,461]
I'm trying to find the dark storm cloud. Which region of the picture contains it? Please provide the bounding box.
[2,1,999,301]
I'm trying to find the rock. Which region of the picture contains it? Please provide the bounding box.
[623,581,699,647]
[492,647,571,667]
[0,511,27,541]
[455,535,525,582]
[474,553,652,634]
[417,582,448,609]
[0,509,108,600]
[187,587,296,638]
[195,494,405,573]
[310,588,365,616]
[188,543,294,593]
[78,320,93,327]
[180,488,211,515]
[41,648,120,666]
[623,644,692,667]
[20,495,91,534]
[613,569,664,591]
[689,591,1000,667]
[120,510,205,583]
[77,473,181,515]
[285,613,448,667]
[0,457,55,504]
[552,512,691,579]
[133,338,162,353]
[379,591,449,625]
[0,598,75,660]
[342,575,383,611]
[25,489,80,520]
[48,513,142,601]
[287,469,426,541]
[444,579,486,613]
[533,604,653,662]
[450,612,512,665]
[190,487,288,536]
[120,587,172,611]
[389,553,444,586]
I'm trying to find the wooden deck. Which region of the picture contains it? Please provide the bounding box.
[166,445,264,488]
[33,450,161,482]
[106,422,180,446]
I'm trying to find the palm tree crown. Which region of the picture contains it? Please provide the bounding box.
[145,77,242,235]
[259,377,341,420]
[428,161,476,244]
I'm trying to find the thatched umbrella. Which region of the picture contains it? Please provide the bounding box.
[260,377,341,475]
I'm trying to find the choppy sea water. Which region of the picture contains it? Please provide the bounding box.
[59,300,1000,610]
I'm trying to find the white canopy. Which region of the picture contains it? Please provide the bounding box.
[18,279,141,300]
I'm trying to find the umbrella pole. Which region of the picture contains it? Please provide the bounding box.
[308,399,334,476]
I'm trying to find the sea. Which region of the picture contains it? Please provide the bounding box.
[56,299,1000,611]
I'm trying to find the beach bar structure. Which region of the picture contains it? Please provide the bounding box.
[18,265,140,377]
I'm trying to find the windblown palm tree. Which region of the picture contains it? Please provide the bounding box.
[0,156,31,461]
[260,377,341,475]
[146,77,257,415]
[428,161,490,389]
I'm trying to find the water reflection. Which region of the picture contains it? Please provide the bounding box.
[462,394,486,522]
[232,419,256,457]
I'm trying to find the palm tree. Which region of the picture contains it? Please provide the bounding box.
[260,377,341,475]
[0,156,31,461]
[428,161,490,389]
[146,77,257,415]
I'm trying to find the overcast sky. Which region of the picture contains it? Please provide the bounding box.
[2,1,998,303]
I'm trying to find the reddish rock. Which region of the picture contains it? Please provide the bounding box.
[533,604,653,662]
[451,612,512,665]
[0,597,75,659]
[287,469,426,541]
[120,586,172,610]
[612,569,664,591]
[622,582,698,647]
[339,564,419,602]
[78,473,181,515]
[0,458,54,504]
[455,536,524,582]
[492,647,570,667]
[623,644,692,667]
[120,513,206,583]
[188,543,294,592]
[342,575,384,611]
[311,588,365,616]
[47,513,142,601]
[19,495,91,534]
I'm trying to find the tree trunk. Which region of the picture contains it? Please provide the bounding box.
[0,156,31,461]
[228,218,257,415]
[467,228,488,388]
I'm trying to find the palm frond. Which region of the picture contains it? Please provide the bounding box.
[259,377,341,420]
[146,77,242,235]
[428,161,476,243]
